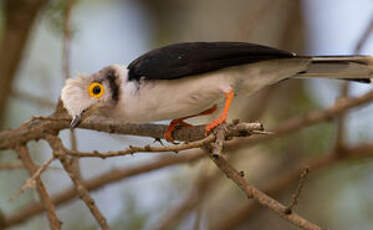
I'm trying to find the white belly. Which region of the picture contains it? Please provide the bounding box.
[118,70,235,123]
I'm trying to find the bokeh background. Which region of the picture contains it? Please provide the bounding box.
[1,0,373,229]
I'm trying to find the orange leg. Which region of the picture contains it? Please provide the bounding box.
[164,104,218,143]
[205,90,234,135]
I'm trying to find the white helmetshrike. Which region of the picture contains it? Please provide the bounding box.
[61,42,373,142]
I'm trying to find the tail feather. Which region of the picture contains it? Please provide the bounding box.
[296,55,373,83]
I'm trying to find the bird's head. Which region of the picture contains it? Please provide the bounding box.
[61,64,124,129]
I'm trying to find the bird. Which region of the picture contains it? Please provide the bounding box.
[61,42,373,143]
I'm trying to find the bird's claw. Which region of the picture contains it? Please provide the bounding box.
[164,119,193,144]
[164,130,177,144]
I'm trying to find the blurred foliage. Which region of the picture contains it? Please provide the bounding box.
[43,0,66,35]
[43,0,79,37]
[111,190,149,230]
[300,161,373,230]
[263,80,336,158]
[0,152,35,214]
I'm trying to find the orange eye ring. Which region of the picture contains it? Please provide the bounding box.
[88,82,104,98]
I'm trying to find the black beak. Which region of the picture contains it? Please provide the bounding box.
[70,106,96,129]
[70,115,82,129]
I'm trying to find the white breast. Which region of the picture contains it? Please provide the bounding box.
[116,70,233,123]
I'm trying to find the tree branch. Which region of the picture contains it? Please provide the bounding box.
[199,125,324,230]
[206,152,322,230]
[284,167,310,214]
[1,88,373,152]
[14,145,61,230]
[4,150,204,228]
[45,135,110,230]
[11,156,55,200]
[213,143,373,230]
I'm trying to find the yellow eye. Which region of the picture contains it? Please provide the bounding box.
[88,82,104,98]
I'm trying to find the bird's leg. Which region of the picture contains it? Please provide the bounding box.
[164,105,218,143]
[164,119,191,143]
[205,90,234,135]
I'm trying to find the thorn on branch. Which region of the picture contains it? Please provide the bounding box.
[284,166,310,215]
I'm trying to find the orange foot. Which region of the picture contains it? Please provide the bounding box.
[205,90,234,136]
[164,105,218,143]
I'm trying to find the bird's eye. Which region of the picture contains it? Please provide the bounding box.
[88,82,104,98]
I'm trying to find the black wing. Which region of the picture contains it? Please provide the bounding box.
[127,42,294,81]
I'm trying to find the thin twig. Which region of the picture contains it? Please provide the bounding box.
[66,135,215,158]
[60,122,264,159]
[14,146,61,230]
[57,122,262,159]
[46,135,110,230]
[354,15,373,53]
[206,150,323,230]
[11,156,55,200]
[203,126,324,230]
[69,130,81,178]
[212,143,373,230]
[0,162,24,170]
[4,150,204,228]
[335,15,373,152]
[284,167,310,214]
